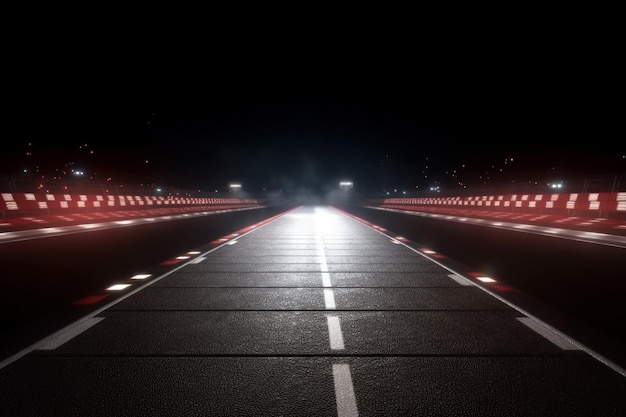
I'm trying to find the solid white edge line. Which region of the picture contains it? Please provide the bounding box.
[0,206,267,245]
[0,207,290,371]
[517,317,580,350]
[331,205,626,377]
[333,364,359,417]
[327,316,345,350]
[365,206,626,249]
[447,273,473,286]
[189,256,206,264]
[38,317,105,350]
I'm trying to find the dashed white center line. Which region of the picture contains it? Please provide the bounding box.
[324,289,336,309]
[316,209,357,416]
[322,272,332,287]
[327,316,345,350]
[333,364,359,417]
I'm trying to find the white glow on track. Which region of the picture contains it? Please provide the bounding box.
[131,274,152,280]
[579,232,604,239]
[79,223,104,229]
[107,284,131,291]
[477,276,496,283]
[114,220,133,225]
[513,224,533,230]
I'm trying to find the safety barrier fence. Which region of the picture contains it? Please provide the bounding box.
[0,193,262,218]
[367,192,626,220]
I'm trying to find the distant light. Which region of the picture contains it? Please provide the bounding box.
[339,181,353,191]
[477,276,496,283]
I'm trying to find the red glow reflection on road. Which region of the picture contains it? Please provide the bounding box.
[72,294,109,305]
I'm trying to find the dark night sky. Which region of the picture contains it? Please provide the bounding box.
[3,17,624,197]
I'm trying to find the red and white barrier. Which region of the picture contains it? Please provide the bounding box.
[0,193,262,217]
[374,192,626,219]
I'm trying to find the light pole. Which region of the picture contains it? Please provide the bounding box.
[339,181,353,192]
[229,183,242,194]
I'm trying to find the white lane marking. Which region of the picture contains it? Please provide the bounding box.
[517,317,580,350]
[189,256,206,264]
[333,364,359,417]
[447,273,473,286]
[38,317,105,350]
[324,289,336,309]
[327,316,345,350]
[316,231,331,287]
[0,209,282,371]
[322,272,332,287]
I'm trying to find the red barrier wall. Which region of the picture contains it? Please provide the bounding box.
[0,193,262,218]
[370,192,626,219]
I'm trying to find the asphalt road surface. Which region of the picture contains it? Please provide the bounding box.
[0,204,624,416]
